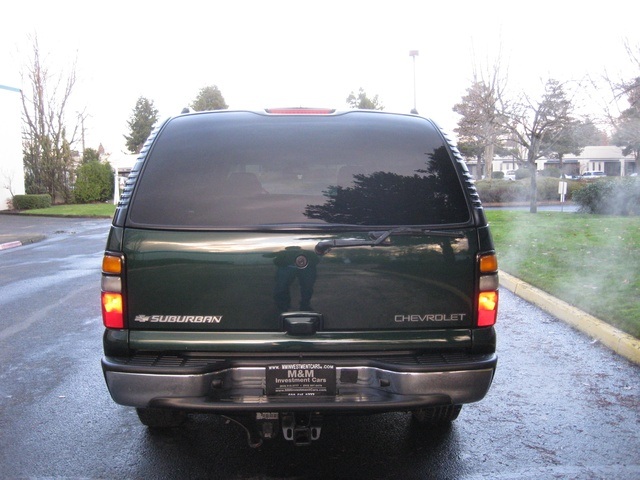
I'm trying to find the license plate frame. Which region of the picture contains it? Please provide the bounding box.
[266,363,336,397]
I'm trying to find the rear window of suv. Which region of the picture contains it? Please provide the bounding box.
[127,111,470,228]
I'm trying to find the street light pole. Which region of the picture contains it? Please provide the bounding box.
[409,50,419,114]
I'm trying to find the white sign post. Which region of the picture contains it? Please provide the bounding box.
[558,181,568,212]
[113,169,120,205]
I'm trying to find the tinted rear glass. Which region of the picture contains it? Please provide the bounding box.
[127,111,470,228]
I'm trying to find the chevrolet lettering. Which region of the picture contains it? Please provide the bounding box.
[394,313,467,323]
[100,108,499,446]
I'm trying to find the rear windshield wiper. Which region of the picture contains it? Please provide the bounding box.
[314,227,464,255]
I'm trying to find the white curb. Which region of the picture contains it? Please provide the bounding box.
[0,241,22,250]
[500,271,640,366]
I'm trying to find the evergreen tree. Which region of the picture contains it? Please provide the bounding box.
[124,97,159,154]
[73,161,114,203]
[541,118,603,177]
[191,85,228,111]
[81,147,100,164]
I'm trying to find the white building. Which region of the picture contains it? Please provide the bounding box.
[103,151,138,203]
[466,145,637,179]
[538,146,637,177]
[0,85,25,210]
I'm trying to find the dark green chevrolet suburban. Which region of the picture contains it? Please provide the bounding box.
[101,108,498,446]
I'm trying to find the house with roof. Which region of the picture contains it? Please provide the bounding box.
[538,146,636,177]
[466,145,637,178]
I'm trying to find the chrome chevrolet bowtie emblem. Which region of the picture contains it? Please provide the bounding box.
[295,255,309,269]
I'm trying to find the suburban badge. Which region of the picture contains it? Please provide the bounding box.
[134,315,222,323]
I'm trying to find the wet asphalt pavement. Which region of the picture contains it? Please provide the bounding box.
[0,215,638,479]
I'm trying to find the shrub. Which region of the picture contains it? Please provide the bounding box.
[475,180,528,203]
[540,167,561,178]
[537,177,562,201]
[491,171,505,180]
[13,194,52,210]
[74,161,114,204]
[573,178,640,215]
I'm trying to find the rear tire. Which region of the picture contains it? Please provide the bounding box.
[412,404,462,426]
[136,407,187,429]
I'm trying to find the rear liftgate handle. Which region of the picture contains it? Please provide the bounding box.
[281,312,323,335]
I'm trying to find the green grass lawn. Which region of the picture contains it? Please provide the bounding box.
[21,203,116,217]
[487,210,640,339]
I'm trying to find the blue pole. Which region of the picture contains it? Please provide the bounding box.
[0,84,21,93]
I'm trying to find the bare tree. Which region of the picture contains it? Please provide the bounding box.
[590,39,640,133]
[504,78,577,213]
[453,51,509,179]
[2,170,17,208]
[612,78,640,172]
[619,40,640,107]
[606,42,640,173]
[21,35,81,201]
[346,88,384,110]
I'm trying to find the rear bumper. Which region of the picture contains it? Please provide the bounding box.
[102,353,497,412]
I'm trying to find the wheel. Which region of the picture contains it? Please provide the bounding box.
[136,407,187,428]
[411,405,462,426]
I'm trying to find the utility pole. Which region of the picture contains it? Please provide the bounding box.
[77,111,89,154]
[81,114,86,153]
[409,50,419,114]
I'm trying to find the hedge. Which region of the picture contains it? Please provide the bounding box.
[474,177,578,204]
[13,194,52,210]
[572,177,640,215]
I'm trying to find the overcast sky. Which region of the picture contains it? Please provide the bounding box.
[2,0,639,155]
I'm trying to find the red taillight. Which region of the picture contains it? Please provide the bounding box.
[102,292,124,329]
[477,253,499,327]
[102,253,125,329]
[265,108,335,115]
[478,291,498,327]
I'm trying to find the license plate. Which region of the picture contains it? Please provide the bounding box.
[266,363,336,397]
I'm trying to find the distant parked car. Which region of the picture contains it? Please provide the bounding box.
[580,171,606,179]
[503,170,517,181]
